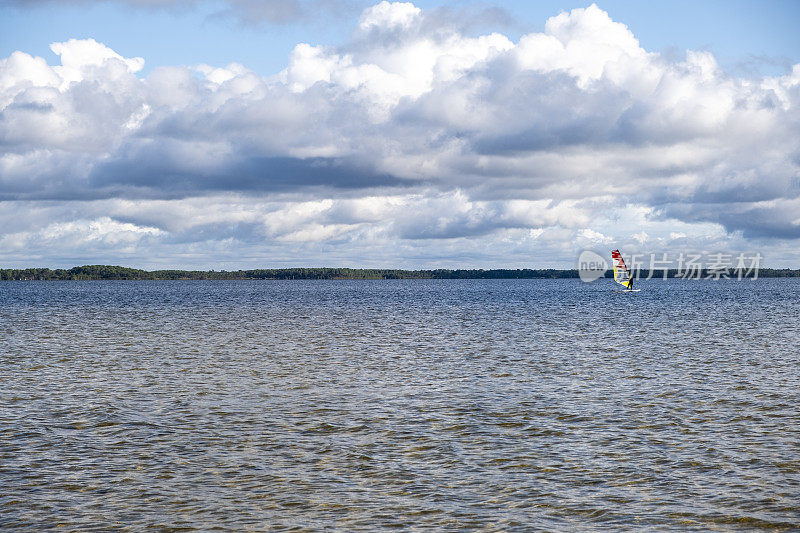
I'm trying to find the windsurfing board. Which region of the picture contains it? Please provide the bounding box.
[610,249,640,292]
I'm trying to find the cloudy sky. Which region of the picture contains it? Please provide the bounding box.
[1,0,799,269]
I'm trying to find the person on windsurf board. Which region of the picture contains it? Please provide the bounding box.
[611,249,635,291]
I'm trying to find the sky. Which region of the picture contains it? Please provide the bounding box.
[1,0,799,269]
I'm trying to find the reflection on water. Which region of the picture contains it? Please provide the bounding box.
[1,279,799,529]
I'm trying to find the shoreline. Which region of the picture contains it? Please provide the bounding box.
[2,265,799,281]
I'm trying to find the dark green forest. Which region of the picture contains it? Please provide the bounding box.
[0,265,797,280]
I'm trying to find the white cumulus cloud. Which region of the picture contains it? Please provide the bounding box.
[1,2,799,267]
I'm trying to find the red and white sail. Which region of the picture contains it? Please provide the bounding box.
[611,249,633,290]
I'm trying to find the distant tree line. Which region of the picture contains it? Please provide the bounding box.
[0,265,798,280]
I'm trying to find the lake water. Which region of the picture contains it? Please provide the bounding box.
[1,279,799,530]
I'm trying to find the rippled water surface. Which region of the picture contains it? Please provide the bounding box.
[1,279,799,530]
